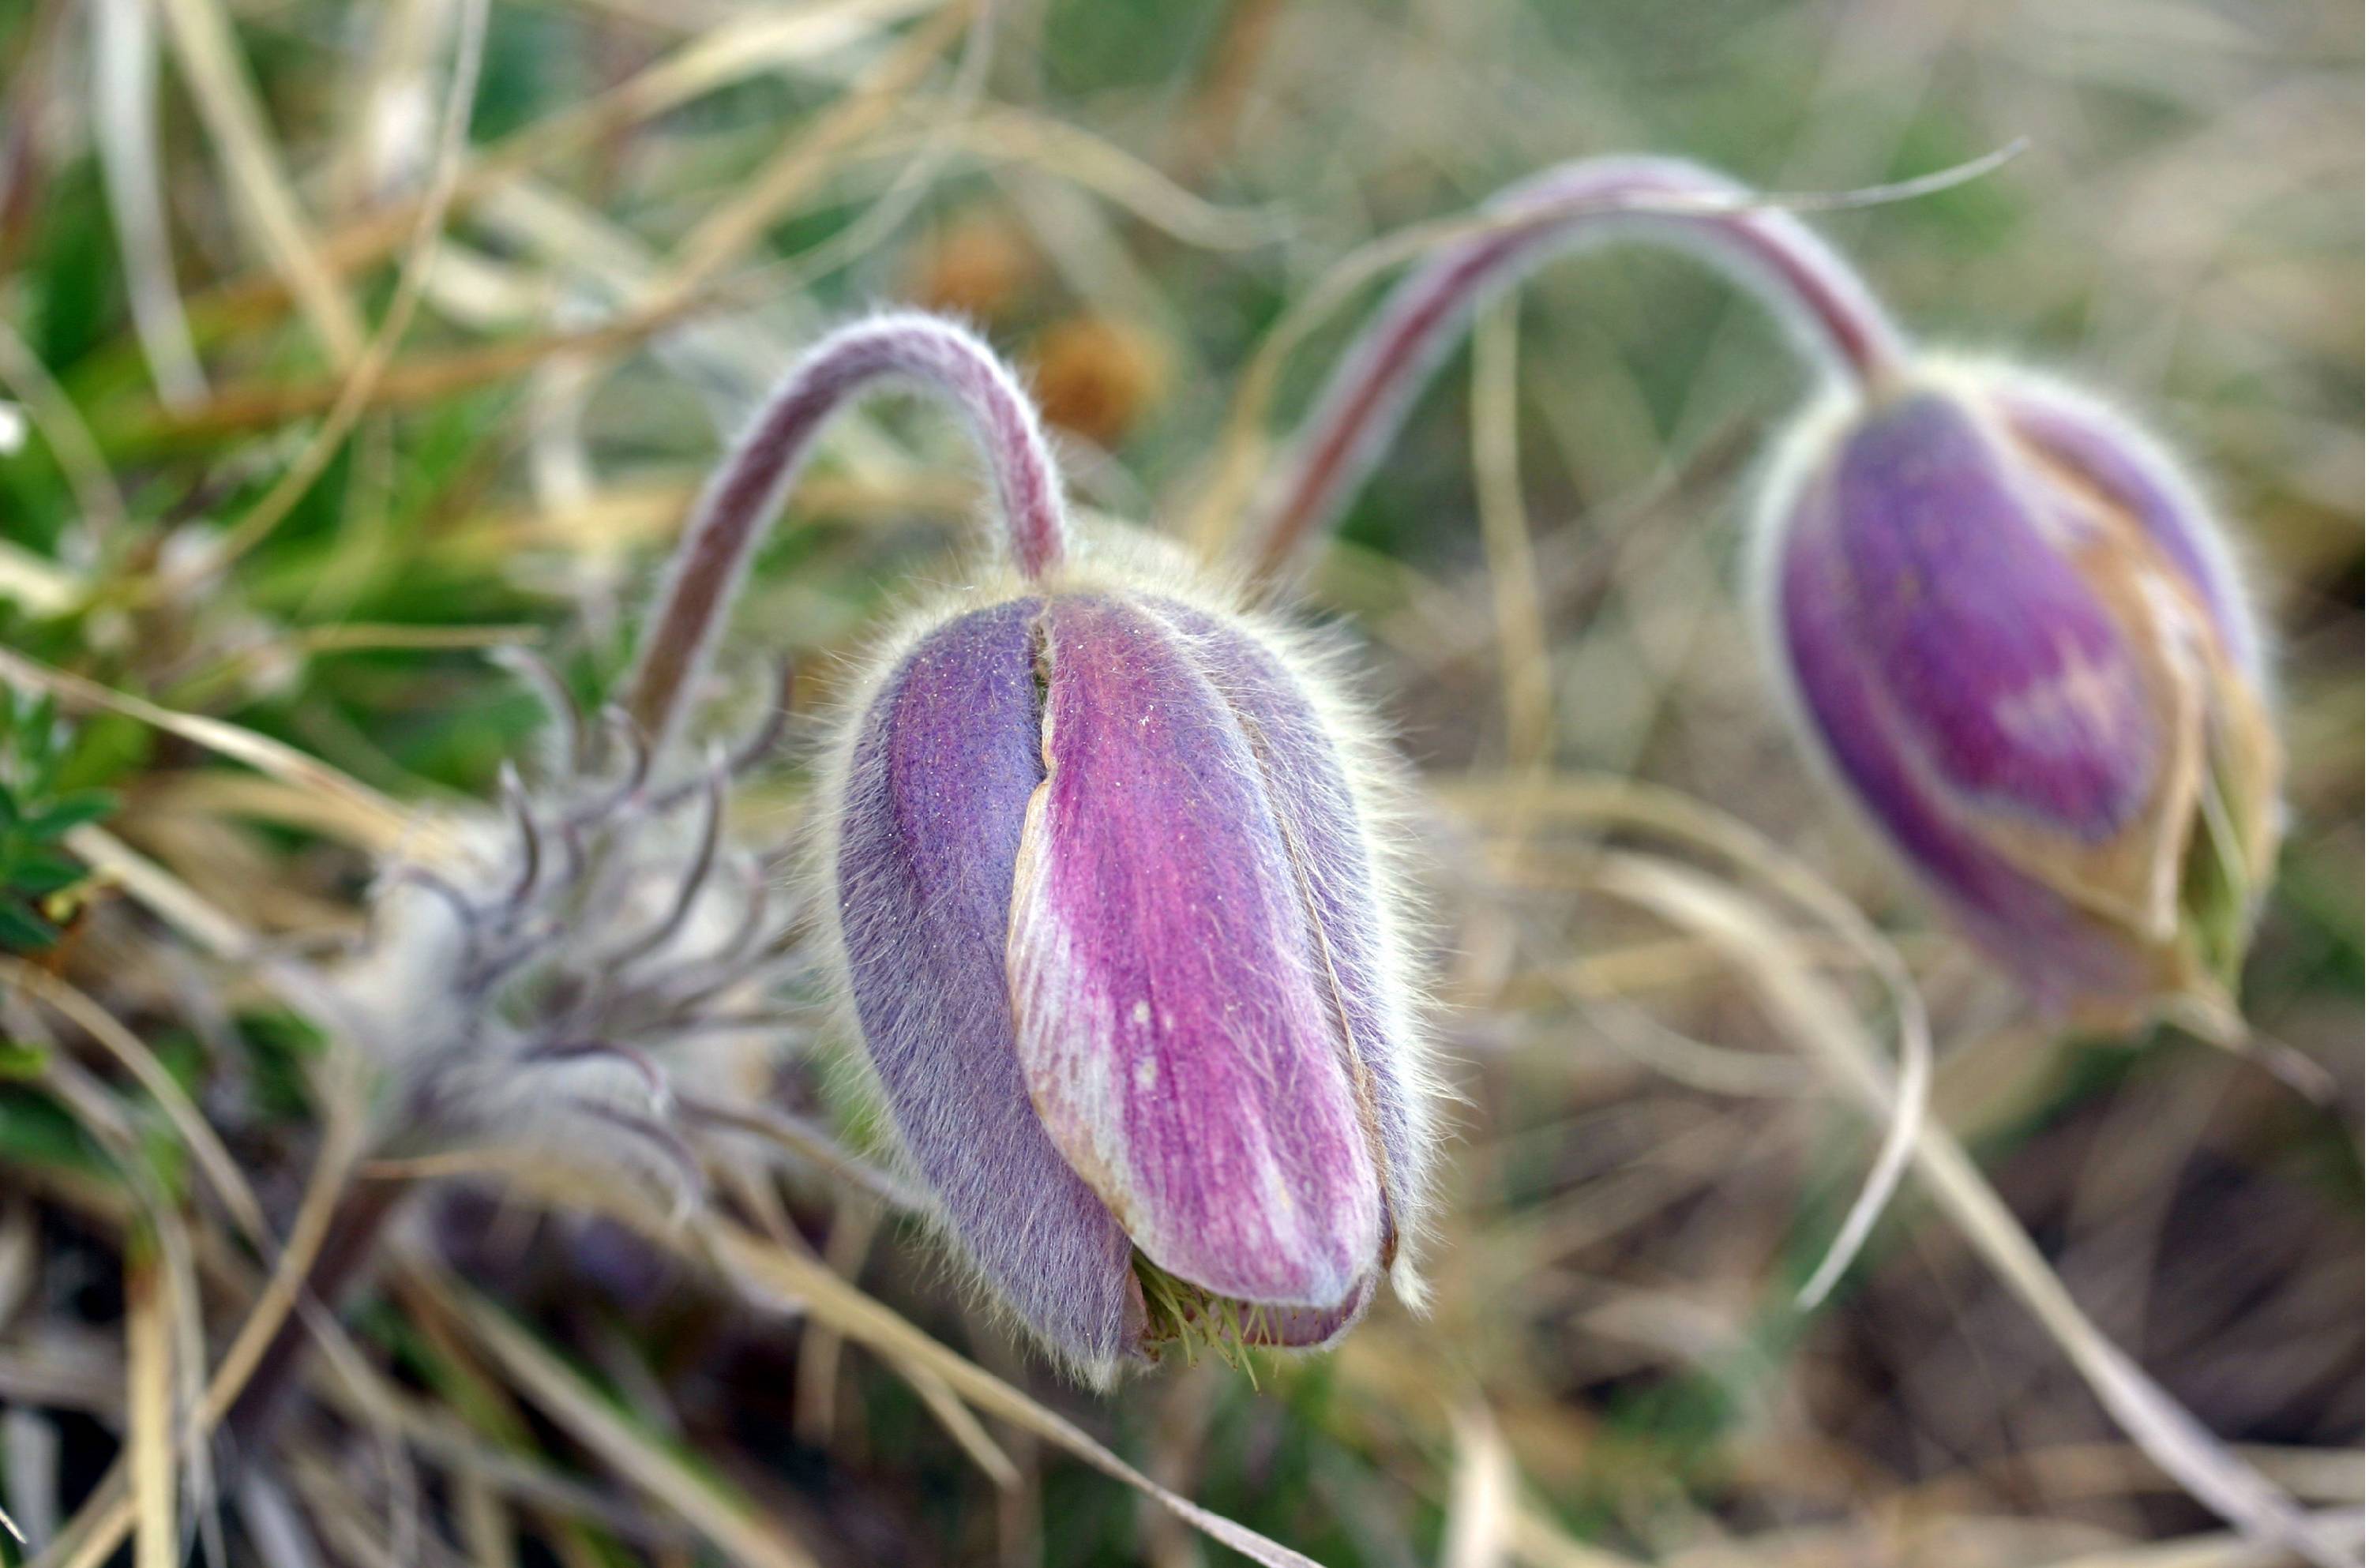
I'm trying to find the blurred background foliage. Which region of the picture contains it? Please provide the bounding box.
[0,0,2358,1563]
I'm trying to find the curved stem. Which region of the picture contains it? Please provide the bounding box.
[624,312,1070,752]
[1247,156,1909,580]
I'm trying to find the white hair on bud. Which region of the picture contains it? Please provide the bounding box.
[1739,379,1864,790]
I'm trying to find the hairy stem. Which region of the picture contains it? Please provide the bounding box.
[624,312,1071,752]
[1247,156,1908,580]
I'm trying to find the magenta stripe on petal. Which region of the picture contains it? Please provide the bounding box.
[1010,595,1384,1311]
[1826,393,2161,840]
[836,598,1146,1367]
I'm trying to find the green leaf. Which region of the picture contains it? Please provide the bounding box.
[10,851,80,895]
[0,1041,49,1080]
[0,1088,111,1178]
[2180,752,2260,992]
[0,899,58,952]
[24,789,115,838]
[25,694,58,759]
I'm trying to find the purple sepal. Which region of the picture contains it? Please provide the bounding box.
[1147,599,1428,1255]
[835,598,1147,1369]
[1773,482,2160,1011]
[1243,1268,1378,1349]
[1823,393,2162,841]
[1999,383,2262,679]
[1763,380,2280,1019]
[1011,594,1385,1312]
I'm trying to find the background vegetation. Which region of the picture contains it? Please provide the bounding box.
[0,0,2358,1563]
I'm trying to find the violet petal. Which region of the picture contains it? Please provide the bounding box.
[1010,594,1384,1311]
[1826,392,2163,841]
[835,598,1146,1369]
[1143,598,1428,1259]
[1999,383,2262,680]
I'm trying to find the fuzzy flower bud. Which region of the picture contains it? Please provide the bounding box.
[826,554,1432,1378]
[626,312,1431,1379]
[1752,363,2281,1029]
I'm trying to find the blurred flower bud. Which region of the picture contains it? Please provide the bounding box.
[826,548,1432,1379]
[1754,363,2281,1029]
[904,208,1042,323]
[1028,316,1171,448]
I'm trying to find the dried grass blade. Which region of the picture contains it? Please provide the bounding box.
[1442,1405,1518,1568]
[153,0,365,363]
[386,1154,1329,1568]
[0,648,429,856]
[1455,774,1929,1305]
[2040,1510,2362,1568]
[0,320,128,543]
[1506,1506,1646,1568]
[598,0,934,136]
[167,0,933,329]
[124,1250,175,1568]
[200,0,491,574]
[134,302,711,443]
[232,1472,321,1568]
[1470,299,1555,774]
[28,1081,370,1568]
[653,1,971,302]
[455,1469,516,1568]
[1,962,270,1250]
[63,824,251,957]
[891,1356,1023,1491]
[693,1219,1327,1568]
[92,0,208,407]
[931,108,1284,249]
[436,1276,820,1568]
[1592,850,2350,1568]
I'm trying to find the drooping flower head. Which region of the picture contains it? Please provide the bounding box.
[825,545,1432,1379]
[636,313,1435,1380]
[1752,360,2280,1031]
[1234,156,2282,1035]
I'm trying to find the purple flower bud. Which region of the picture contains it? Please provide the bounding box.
[1752,365,2282,1027]
[826,563,1431,1379]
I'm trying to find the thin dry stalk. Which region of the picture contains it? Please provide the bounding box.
[123,1251,175,1568]
[193,0,491,577]
[1470,297,1556,774]
[0,317,127,544]
[0,647,432,860]
[433,1273,821,1568]
[1591,852,2347,1568]
[1441,1405,1519,1568]
[0,962,269,1248]
[649,2,972,310]
[92,0,207,408]
[152,0,365,363]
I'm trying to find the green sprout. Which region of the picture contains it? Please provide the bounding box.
[1132,1252,1279,1386]
[0,686,116,953]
